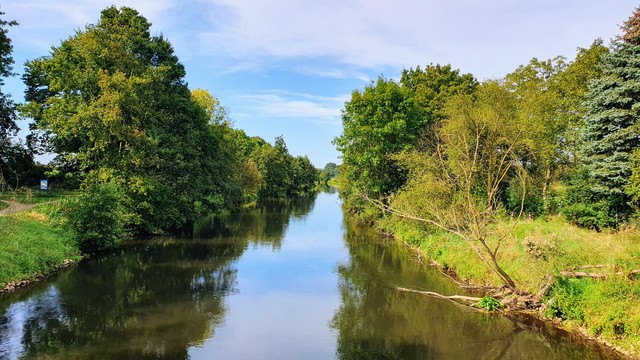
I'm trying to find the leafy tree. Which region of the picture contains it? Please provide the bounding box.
[334,67,477,218]
[319,162,338,184]
[400,64,478,147]
[0,10,35,189]
[290,155,319,195]
[333,77,424,216]
[381,82,532,289]
[21,6,232,232]
[504,42,607,214]
[254,136,293,198]
[191,88,230,125]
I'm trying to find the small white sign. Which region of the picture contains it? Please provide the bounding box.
[40,179,48,190]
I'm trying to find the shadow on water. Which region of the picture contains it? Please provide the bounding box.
[330,214,625,360]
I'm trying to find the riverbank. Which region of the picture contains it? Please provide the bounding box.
[0,203,82,292]
[379,215,640,358]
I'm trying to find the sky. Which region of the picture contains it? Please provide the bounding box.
[2,0,639,167]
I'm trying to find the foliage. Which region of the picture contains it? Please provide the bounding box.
[545,277,588,321]
[21,7,237,232]
[388,82,531,288]
[575,18,640,225]
[62,182,128,253]
[253,136,318,199]
[0,10,36,190]
[334,69,475,218]
[478,296,502,311]
[319,162,338,184]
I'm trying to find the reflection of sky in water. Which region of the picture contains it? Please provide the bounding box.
[0,285,65,360]
[189,192,348,359]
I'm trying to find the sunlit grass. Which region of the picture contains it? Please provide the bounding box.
[0,205,81,288]
[382,215,640,354]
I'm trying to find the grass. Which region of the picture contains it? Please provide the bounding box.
[0,201,7,211]
[0,204,81,288]
[381,215,640,356]
[0,188,81,205]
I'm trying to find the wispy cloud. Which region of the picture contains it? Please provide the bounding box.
[191,0,633,79]
[238,90,349,125]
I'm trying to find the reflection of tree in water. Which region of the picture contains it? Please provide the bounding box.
[194,193,317,249]
[331,215,612,360]
[0,238,245,359]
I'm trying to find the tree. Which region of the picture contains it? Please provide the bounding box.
[576,8,640,225]
[319,162,338,184]
[334,67,477,219]
[254,136,293,199]
[191,88,230,125]
[0,10,32,189]
[21,6,232,232]
[333,77,424,216]
[378,82,532,289]
[504,42,608,214]
[290,155,319,195]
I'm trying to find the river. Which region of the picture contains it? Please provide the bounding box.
[0,190,622,359]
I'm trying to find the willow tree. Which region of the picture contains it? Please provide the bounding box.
[376,82,532,289]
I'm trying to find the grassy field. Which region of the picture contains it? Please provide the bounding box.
[0,204,81,289]
[381,215,640,355]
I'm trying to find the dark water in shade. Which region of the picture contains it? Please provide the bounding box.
[0,190,623,359]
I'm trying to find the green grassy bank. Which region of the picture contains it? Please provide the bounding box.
[381,216,640,356]
[0,205,81,290]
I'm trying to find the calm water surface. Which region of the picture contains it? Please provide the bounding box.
[0,190,621,359]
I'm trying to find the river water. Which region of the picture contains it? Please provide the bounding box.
[0,190,621,359]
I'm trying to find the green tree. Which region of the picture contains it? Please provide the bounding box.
[21,6,231,232]
[333,77,424,216]
[290,155,319,195]
[383,82,532,289]
[0,10,34,189]
[576,8,640,225]
[254,136,293,199]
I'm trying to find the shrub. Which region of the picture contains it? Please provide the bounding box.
[545,277,589,322]
[478,296,502,311]
[63,183,128,254]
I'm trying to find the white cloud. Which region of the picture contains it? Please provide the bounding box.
[238,90,348,124]
[191,0,636,79]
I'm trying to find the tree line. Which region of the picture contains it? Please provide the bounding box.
[335,8,640,288]
[0,7,319,251]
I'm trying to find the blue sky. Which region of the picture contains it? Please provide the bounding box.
[3,0,638,167]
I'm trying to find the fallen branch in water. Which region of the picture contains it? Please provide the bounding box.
[396,286,543,311]
[396,286,482,303]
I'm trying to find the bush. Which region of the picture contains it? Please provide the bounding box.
[478,296,502,311]
[545,277,590,322]
[63,183,128,254]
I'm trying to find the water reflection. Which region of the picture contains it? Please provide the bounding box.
[193,194,318,249]
[331,215,621,360]
[0,191,623,360]
[0,195,317,360]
